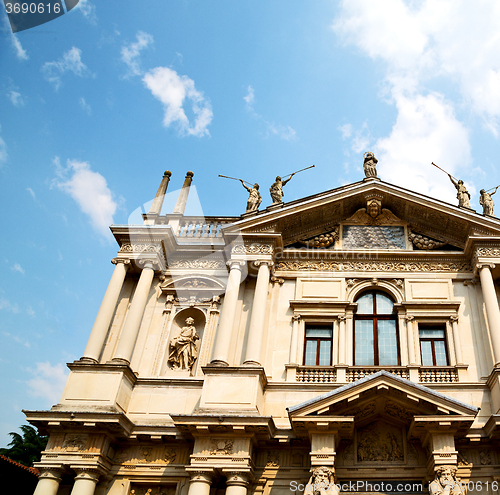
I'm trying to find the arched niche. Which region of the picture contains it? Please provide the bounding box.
[160,307,206,377]
[347,278,404,304]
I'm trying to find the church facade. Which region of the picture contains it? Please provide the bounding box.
[27,169,500,495]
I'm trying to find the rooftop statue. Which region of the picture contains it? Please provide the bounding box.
[479,186,499,216]
[270,174,294,204]
[448,175,471,208]
[363,152,378,178]
[240,180,262,212]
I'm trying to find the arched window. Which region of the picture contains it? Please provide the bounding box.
[354,291,399,366]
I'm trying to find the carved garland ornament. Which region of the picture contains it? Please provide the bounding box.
[298,227,339,248]
[166,260,225,269]
[275,261,472,272]
[408,230,446,250]
[231,243,273,254]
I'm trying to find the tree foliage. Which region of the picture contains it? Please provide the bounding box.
[0,425,47,467]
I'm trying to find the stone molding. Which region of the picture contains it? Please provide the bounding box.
[167,259,226,269]
[231,243,274,255]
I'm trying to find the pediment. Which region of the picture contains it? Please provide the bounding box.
[225,180,500,249]
[288,371,478,421]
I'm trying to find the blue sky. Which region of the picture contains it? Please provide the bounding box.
[2,0,500,445]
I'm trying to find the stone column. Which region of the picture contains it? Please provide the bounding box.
[211,261,245,366]
[243,261,272,365]
[338,315,346,365]
[148,170,172,215]
[225,472,250,495]
[112,260,156,365]
[173,171,194,214]
[33,468,62,495]
[406,315,417,365]
[345,313,354,365]
[187,472,213,495]
[69,470,100,495]
[289,315,301,364]
[81,258,130,363]
[450,316,464,364]
[478,263,500,366]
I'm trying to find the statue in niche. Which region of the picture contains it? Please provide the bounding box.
[429,465,465,495]
[448,175,471,208]
[240,180,262,212]
[270,174,294,204]
[168,317,200,371]
[363,152,378,178]
[479,187,498,216]
[304,466,340,495]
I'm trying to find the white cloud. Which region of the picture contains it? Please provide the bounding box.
[11,263,25,274]
[339,123,352,140]
[243,85,297,141]
[0,299,19,314]
[375,92,472,203]
[53,157,117,239]
[75,0,97,24]
[7,90,25,107]
[143,66,213,137]
[42,47,92,90]
[1,13,28,60]
[27,187,36,199]
[121,31,154,77]
[27,362,68,404]
[3,331,29,347]
[79,97,92,116]
[0,132,6,165]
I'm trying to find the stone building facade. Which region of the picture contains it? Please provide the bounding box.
[27,170,500,495]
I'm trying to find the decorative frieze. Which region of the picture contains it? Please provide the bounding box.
[208,439,234,455]
[231,243,274,255]
[62,434,87,451]
[167,259,226,269]
[275,260,472,273]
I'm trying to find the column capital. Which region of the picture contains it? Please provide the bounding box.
[271,275,284,285]
[225,472,250,487]
[38,467,63,482]
[188,471,213,483]
[137,258,160,270]
[72,468,101,482]
[292,314,301,322]
[449,315,459,323]
[226,260,246,270]
[111,257,131,266]
[253,260,274,268]
[338,314,347,322]
[405,315,415,322]
[477,262,496,271]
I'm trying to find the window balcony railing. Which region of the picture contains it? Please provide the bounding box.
[291,365,462,384]
[418,367,458,383]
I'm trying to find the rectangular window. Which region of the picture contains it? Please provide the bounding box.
[419,325,448,366]
[304,325,333,366]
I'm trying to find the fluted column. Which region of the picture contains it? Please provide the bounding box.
[345,313,354,365]
[112,261,156,365]
[69,470,100,495]
[406,315,417,365]
[187,472,212,495]
[289,315,301,364]
[450,316,463,364]
[173,171,194,214]
[243,261,272,365]
[478,263,500,366]
[225,472,249,495]
[33,468,62,495]
[148,170,172,215]
[338,315,347,365]
[81,258,130,363]
[211,261,245,366]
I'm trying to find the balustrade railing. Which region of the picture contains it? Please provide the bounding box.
[347,366,409,381]
[419,367,458,383]
[296,367,337,383]
[176,217,235,239]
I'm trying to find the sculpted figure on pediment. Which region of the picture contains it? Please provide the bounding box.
[345,198,401,226]
[357,421,404,462]
[479,187,498,216]
[448,175,471,209]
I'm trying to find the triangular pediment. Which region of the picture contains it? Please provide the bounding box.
[225,179,500,249]
[288,371,478,419]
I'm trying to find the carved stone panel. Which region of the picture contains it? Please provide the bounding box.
[356,421,404,463]
[62,434,88,451]
[343,226,406,249]
[130,486,176,495]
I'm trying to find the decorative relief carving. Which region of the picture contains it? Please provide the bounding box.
[138,447,153,463]
[475,247,500,257]
[120,243,162,254]
[209,438,234,455]
[457,451,471,466]
[357,421,404,462]
[343,225,406,249]
[231,243,273,254]
[266,450,280,467]
[385,401,413,421]
[163,448,176,464]
[62,434,87,451]
[480,450,492,465]
[408,229,446,250]
[291,452,304,467]
[298,228,339,248]
[130,486,176,495]
[342,442,354,462]
[167,259,225,269]
[353,401,376,419]
[275,261,472,273]
[114,446,181,465]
